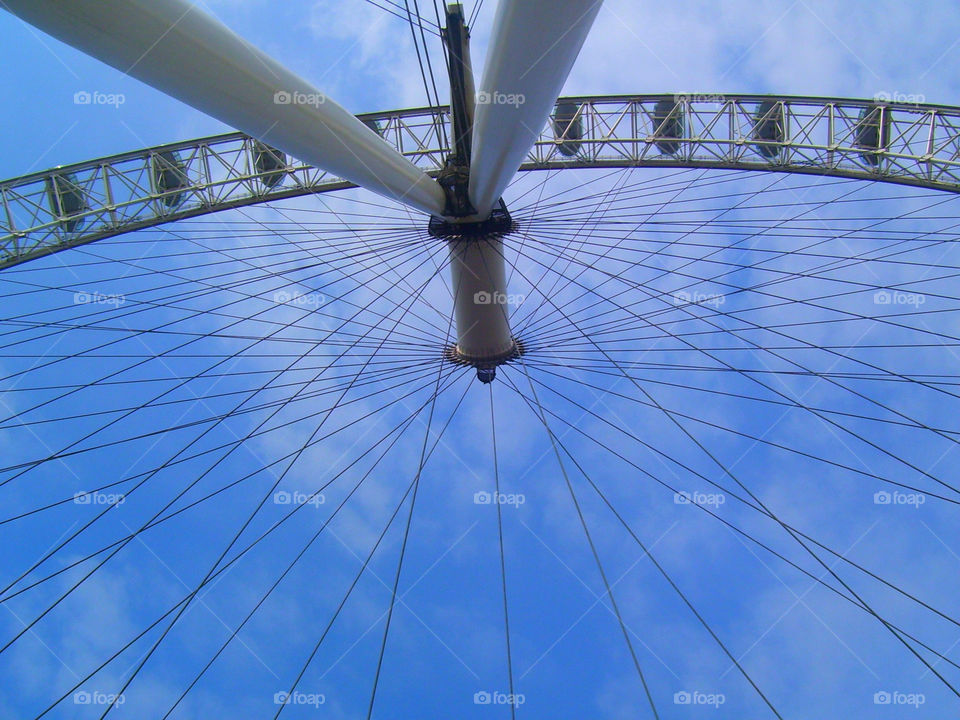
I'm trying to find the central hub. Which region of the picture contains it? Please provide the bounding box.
[430,204,519,383]
[429,3,518,384]
[444,338,525,384]
[427,203,516,240]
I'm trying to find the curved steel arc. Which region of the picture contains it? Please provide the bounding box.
[3,94,960,269]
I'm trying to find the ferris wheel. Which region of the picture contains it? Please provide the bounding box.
[2,1,960,717]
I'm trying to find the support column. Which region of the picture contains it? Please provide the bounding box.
[436,4,518,381]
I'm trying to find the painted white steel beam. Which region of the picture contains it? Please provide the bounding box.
[3,0,447,216]
[468,0,603,217]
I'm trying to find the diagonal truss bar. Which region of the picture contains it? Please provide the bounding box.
[468,0,603,216]
[2,0,446,216]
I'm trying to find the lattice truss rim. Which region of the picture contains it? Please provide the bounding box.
[2,94,960,269]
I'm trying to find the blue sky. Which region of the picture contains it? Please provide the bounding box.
[2,1,960,718]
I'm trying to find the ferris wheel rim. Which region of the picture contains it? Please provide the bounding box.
[3,93,960,272]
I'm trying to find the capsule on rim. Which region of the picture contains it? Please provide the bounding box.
[553,101,583,157]
[653,99,684,156]
[362,117,385,137]
[45,170,87,233]
[854,103,891,167]
[753,100,785,159]
[252,141,287,189]
[152,150,190,208]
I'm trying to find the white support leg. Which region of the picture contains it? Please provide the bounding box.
[3,0,446,216]
[468,0,603,217]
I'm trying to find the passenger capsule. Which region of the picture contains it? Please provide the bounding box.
[552,101,583,157]
[253,141,287,189]
[152,150,190,207]
[854,104,890,167]
[653,99,683,156]
[45,171,87,233]
[362,117,385,137]
[753,100,785,159]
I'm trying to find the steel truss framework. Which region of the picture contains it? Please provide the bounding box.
[3,93,960,269]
